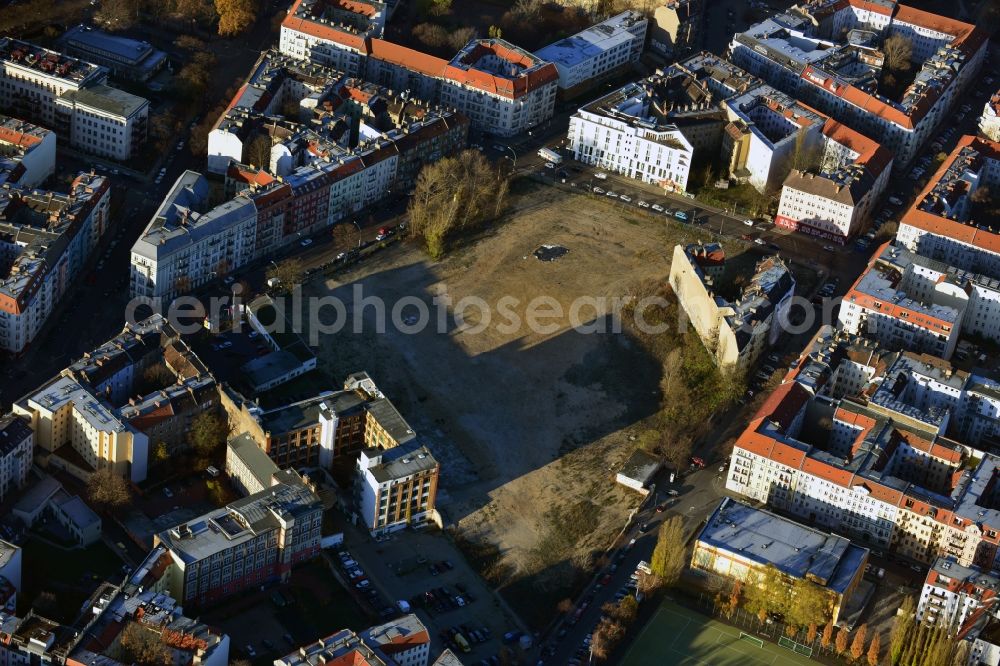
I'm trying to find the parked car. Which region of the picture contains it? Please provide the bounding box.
[619,195,632,202]
[744,219,754,226]
[593,187,605,194]
[651,203,664,212]
[300,238,313,247]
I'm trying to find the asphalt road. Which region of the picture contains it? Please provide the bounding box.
[544,467,729,666]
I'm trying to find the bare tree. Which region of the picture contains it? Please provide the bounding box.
[883,35,913,72]
[87,468,132,512]
[95,0,138,28]
[408,150,509,259]
[590,618,625,661]
[266,258,305,293]
[119,622,170,665]
[244,135,273,170]
[448,26,477,50]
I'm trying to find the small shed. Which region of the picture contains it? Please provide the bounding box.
[616,450,661,494]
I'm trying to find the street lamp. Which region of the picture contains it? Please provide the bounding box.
[351,219,362,247]
[503,145,517,171]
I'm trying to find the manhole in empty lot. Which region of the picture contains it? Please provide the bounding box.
[534,244,569,262]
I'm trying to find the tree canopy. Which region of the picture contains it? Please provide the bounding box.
[649,515,686,586]
[407,150,510,259]
[87,468,132,511]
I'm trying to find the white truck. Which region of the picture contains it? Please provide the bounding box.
[537,147,563,164]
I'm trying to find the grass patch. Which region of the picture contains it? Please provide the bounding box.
[623,600,816,666]
[694,183,775,219]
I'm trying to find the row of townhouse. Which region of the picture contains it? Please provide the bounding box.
[0,172,110,354]
[274,614,431,666]
[0,37,148,160]
[0,551,230,665]
[895,135,1000,277]
[134,82,468,303]
[13,314,218,483]
[729,0,987,173]
[726,326,1000,571]
[775,119,894,243]
[278,0,558,137]
[839,241,1000,360]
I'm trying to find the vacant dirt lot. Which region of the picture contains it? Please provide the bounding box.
[300,185,730,626]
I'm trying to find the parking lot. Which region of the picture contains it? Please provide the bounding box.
[201,558,370,664]
[338,527,527,664]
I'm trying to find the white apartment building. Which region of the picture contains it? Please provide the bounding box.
[356,444,439,536]
[0,38,148,160]
[568,80,694,191]
[776,119,893,242]
[839,243,966,360]
[917,557,1000,634]
[278,0,388,74]
[435,40,558,137]
[0,172,110,354]
[981,91,1000,142]
[279,0,558,137]
[729,1,987,172]
[534,11,648,92]
[130,171,258,302]
[0,115,55,187]
[725,85,826,193]
[0,37,105,127]
[0,415,31,504]
[225,432,281,496]
[897,136,1000,277]
[55,83,148,161]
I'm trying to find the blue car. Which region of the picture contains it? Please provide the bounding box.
[674,210,688,221]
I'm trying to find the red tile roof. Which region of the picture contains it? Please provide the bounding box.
[900,136,1000,254]
[754,381,811,431]
[822,118,893,177]
[847,0,894,16]
[0,125,44,148]
[378,630,430,655]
